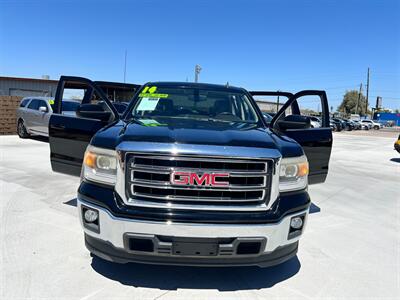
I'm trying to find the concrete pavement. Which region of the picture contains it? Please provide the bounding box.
[1,132,399,299]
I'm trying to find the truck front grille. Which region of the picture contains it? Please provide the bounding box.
[126,154,272,211]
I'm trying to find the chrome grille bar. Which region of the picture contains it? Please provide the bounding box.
[126,154,272,210]
[130,188,265,202]
[131,166,267,176]
[130,178,266,190]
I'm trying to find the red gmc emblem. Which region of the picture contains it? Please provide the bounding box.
[170,171,229,187]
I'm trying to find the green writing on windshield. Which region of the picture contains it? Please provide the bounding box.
[139,93,169,98]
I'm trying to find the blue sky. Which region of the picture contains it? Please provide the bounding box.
[1,0,399,110]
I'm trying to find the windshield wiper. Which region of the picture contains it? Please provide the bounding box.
[129,114,257,125]
[206,117,257,124]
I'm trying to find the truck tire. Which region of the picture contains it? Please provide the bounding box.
[374,125,379,130]
[17,120,30,138]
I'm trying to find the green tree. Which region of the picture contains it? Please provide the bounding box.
[338,90,367,114]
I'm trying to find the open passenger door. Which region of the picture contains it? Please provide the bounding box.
[49,76,137,176]
[251,90,332,184]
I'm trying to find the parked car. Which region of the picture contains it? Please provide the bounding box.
[333,118,348,131]
[330,118,343,131]
[346,119,360,130]
[342,118,355,131]
[48,75,333,268]
[353,120,368,130]
[309,116,321,128]
[330,121,338,131]
[361,119,382,130]
[376,120,388,128]
[333,118,354,131]
[395,135,400,153]
[343,119,357,130]
[16,97,80,138]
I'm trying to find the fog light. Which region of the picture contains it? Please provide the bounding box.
[290,216,303,229]
[84,209,98,223]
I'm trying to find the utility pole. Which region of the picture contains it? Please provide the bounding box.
[365,67,370,116]
[123,50,127,83]
[355,83,362,114]
[194,65,202,83]
[276,93,280,112]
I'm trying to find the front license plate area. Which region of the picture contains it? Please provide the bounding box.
[173,242,218,256]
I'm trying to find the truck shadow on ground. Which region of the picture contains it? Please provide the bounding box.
[390,158,400,163]
[309,202,321,214]
[90,256,300,290]
[28,136,49,143]
[63,198,77,207]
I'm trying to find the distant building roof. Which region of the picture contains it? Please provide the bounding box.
[0,76,58,84]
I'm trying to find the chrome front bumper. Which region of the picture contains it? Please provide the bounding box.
[78,197,308,266]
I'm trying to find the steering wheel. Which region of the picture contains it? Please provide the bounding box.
[215,112,242,121]
[176,107,196,115]
[216,112,235,116]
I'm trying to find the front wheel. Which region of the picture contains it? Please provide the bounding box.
[374,125,380,130]
[17,120,30,138]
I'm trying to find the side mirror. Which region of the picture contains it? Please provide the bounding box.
[76,103,112,122]
[39,106,48,113]
[277,115,311,130]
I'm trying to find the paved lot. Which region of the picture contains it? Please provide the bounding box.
[1,132,399,299]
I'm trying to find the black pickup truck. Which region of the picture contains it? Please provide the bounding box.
[48,76,332,267]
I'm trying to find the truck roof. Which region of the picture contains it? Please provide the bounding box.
[145,81,245,92]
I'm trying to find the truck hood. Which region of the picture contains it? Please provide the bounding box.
[91,119,304,157]
[121,119,277,148]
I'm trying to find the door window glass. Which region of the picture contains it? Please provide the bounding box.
[285,95,326,128]
[27,99,40,110]
[37,100,49,112]
[20,98,30,107]
[253,95,289,115]
[57,81,113,121]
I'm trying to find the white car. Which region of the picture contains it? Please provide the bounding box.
[360,119,382,130]
[309,116,321,128]
[353,120,369,130]
[16,97,80,138]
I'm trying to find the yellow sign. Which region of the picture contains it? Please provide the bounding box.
[141,86,157,94]
[139,93,169,98]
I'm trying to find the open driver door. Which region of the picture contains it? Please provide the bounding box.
[49,76,130,177]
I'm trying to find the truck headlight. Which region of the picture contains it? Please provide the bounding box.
[279,155,308,192]
[82,146,117,185]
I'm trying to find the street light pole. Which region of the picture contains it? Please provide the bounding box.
[123,50,127,83]
[194,65,202,83]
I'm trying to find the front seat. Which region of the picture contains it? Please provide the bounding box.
[153,98,173,116]
[212,99,231,116]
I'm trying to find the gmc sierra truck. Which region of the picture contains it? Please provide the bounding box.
[48,76,332,267]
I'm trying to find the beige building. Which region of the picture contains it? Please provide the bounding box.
[255,100,284,113]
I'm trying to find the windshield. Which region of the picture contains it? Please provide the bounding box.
[130,85,259,124]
